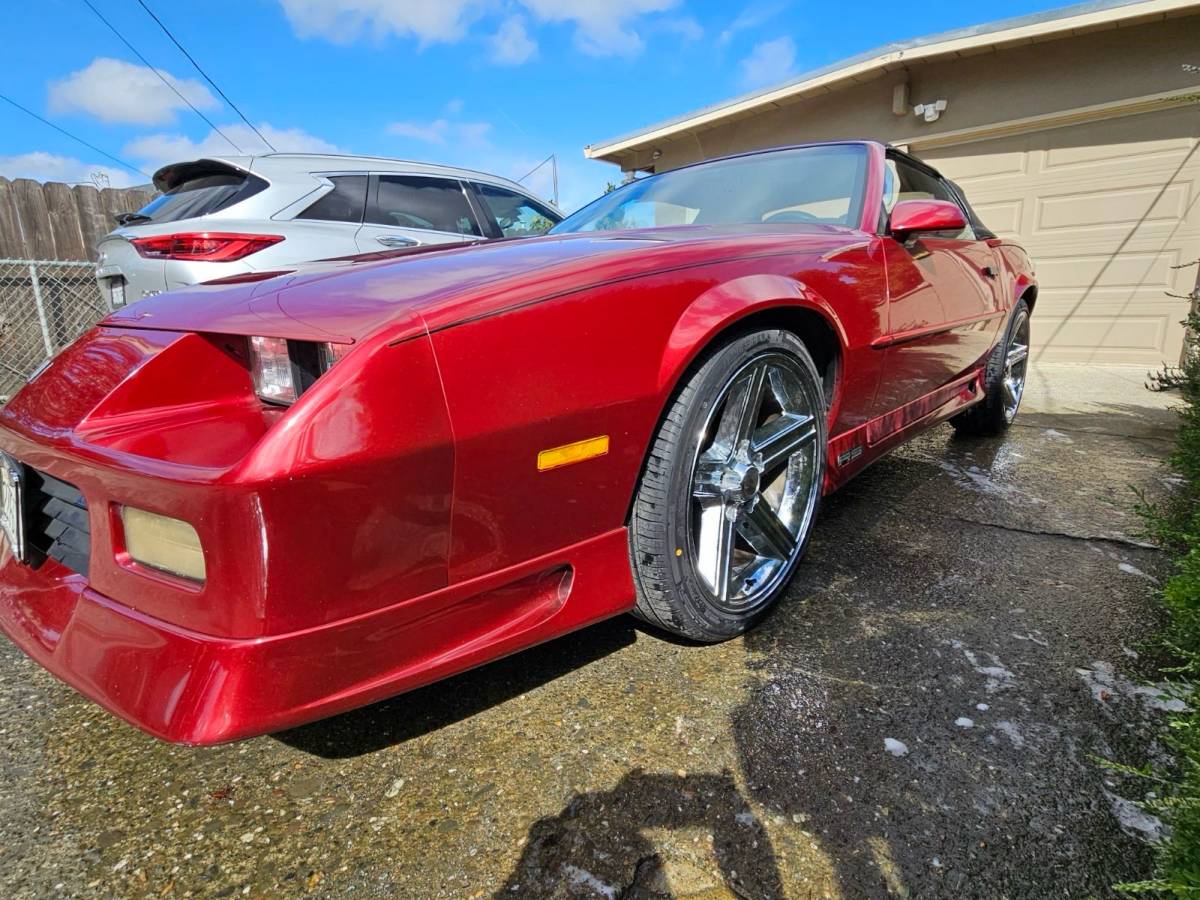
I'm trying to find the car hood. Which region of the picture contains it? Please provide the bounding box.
[102,225,860,344]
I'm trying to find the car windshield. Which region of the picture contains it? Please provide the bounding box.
[552,144,869,234]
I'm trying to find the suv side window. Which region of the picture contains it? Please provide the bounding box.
[296,175,367,223]
[884,156,974,239]
[367,175,481,236]
[473,183,560,237]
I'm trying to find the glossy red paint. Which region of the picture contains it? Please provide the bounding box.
[887,198,968,236]
[0,141,1036,743]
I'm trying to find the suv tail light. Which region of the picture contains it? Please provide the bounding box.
[131,232,283,262]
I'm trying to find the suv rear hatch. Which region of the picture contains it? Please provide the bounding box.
[96,158,268,305]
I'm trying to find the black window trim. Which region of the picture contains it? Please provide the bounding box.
[460,181,502,239]
[881,148,981,240]
[365,172,484,238]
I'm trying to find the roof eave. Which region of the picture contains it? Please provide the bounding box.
[584,0,1200,165]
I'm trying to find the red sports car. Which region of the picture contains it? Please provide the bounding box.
[0,142,1035,744]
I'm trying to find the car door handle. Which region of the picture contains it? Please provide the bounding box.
[982,266,998,279]
[376,236,418,248]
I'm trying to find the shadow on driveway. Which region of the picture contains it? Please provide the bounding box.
[496,770,783,898]
[274,617,637,759]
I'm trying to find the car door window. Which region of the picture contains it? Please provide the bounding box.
[367,176,481,237]
[884,157,974,239]
[296,175,367,223]
[473,184,560,237]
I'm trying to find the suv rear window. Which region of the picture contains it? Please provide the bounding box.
[135,171,268,224]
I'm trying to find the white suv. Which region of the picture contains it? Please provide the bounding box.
[95,153,562,305]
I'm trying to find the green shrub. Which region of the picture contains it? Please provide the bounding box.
[1121,302,1200,896]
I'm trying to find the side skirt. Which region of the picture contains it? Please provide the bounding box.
[823,367,985,493]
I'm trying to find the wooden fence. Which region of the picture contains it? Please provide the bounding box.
[0,178,156,262]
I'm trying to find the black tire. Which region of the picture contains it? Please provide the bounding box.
[629,329,827,642]
[951,299,1031,437]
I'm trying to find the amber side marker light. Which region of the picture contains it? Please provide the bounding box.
[120,507,206,582]
[537,435,610,471]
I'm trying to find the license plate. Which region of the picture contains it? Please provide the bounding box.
[0,453,24,563]
[109,278,126,308]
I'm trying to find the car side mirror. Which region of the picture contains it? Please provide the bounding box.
[888,199,966,240]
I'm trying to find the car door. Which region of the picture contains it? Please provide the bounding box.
[466,182,562,238]
[875,153,1006,415]
[355,174,484,252]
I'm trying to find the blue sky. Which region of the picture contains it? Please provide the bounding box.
[5,0,1074,211]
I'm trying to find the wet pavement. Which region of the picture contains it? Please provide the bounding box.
[0,364,1183,898]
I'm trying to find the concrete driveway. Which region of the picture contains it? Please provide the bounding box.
[0,364,1181,899]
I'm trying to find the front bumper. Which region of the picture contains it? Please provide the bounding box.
[0,324,635,743]
[0,524,631,744]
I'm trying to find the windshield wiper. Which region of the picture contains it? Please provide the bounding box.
[114,212,152,226]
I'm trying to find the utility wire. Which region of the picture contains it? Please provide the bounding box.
[134,0,276,151]
[80,0,243,153]
[516,154,552,183]
[0,92,150,178]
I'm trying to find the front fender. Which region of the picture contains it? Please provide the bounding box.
[655,273,847,397]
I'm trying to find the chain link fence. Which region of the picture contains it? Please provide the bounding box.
[0,259,109,402]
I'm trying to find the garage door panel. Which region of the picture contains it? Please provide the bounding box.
[972,199,1023,237]
[1034,250,1183,290]
[972,188,1040,237]
[1026,315,1169,363]
[1041,109,1197,171]
[920,106,1199,365]
[1033,183,1192,232]
[963,166,1198,205]
[1022,227,1197,260]
[1036,285,1187,313]
[936,142,1030,183]
[1034,291,1187,361]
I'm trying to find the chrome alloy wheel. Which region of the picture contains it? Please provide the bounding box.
[1002,309,1031,423]
[688,353,823,612]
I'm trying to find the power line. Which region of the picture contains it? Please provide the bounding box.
[517,154,554,184]
[134,0,276,152]
[0,92,150,179]
[80,0,243,153]
[516,154,559,206]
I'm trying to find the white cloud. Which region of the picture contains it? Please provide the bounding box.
[0,151,138,188]
[517,0,680,57]
[738,35,796,89]
[658,17,703,42]
[47,57,217,127]
[277,0,679,58]
[124,123,341,169]
[279,0,485,44]
[718,2,788,47]
[387,118,492,147]
[490,15,537,65]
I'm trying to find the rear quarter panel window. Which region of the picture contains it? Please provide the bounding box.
[296,175,367,223]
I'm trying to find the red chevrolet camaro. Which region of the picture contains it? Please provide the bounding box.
[0,142,1035,744]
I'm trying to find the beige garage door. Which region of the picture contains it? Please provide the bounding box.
[919,105,1200,365]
